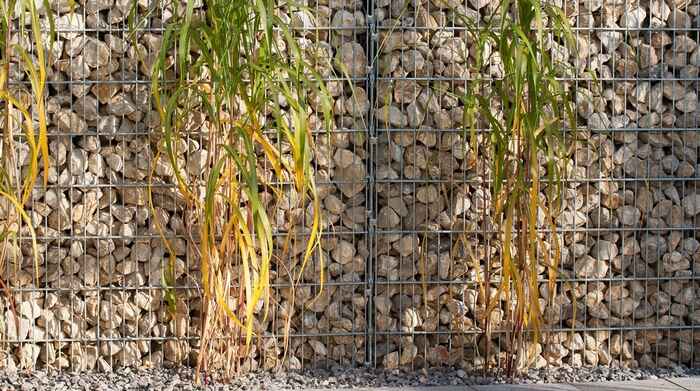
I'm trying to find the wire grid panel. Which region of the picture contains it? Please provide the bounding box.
[262,1,372,370]
[370,0,700,371]
[0,0,699,374]
[0,0,371,371]
[370,1,491,369]
[1,3,167,372]
[1,2,190,371]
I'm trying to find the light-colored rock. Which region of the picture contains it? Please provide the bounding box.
[620,7,647,29]
[382,351,399,369]
[345,87,369,117]
[577,256,609,279]
[591,240,618,261]
[436,37,468,63]
[618,206,641,226]
[377,206,400,228]
[597,30,623,52]
[335,42,367,78]
[107,94,137,116]
[332,240,356,265]
[83,38,110,68]
[55,13,85,39]
[376,105,408,128]
[610,297,638,318]
[682,194,700,216]
[335,161,366,197]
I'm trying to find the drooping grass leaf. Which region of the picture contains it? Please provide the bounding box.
[151,0,331,381]
[461,0,575,375]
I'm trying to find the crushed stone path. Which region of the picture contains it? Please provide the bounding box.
[1,366,699,390]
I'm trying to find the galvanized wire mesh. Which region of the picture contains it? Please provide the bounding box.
[1,0,699,373]
[368,0,700,371]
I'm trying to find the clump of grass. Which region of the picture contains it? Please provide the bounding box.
[0,0,53,344]
[151,0,331,381]
[460,0,576,375]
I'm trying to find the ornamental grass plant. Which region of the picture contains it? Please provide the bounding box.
[150,0,332,381]
[0,0,53,344]
[460,0,576,375]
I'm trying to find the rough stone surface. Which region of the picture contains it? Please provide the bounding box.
[0,366,698,390]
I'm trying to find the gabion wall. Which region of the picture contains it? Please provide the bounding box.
[1,0,700,373]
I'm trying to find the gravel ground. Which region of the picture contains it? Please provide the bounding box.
[2,365,700,390]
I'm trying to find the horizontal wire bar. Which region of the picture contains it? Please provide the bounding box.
[373,324,700,336]
[8,128,369,138]
[15,26,370,33]
[4,323,699,346]
[374,127,700,133]
[374,76,700,82]
[10,225,699,243]
[12,229,369,241]
[0,331,368,345]
[373,275,700,284]
[6,127,699,140]
[5,280,368,292]
[6,75,369,85]
[373,177,700,184]
[6,73,700,84]
[373,26,700,32]
[6,273,700,293]
[12,25,700,33]
[375,226,700,234]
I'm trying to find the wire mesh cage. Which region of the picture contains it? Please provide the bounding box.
[0,0,699,374]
